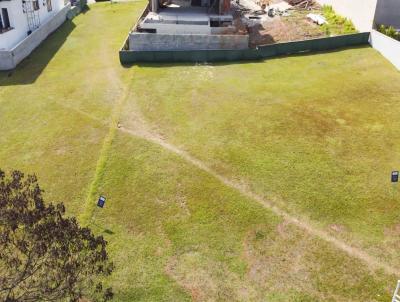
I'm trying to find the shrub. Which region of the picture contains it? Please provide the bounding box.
[377,24,400,41]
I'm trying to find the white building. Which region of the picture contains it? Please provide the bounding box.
[0,0,66,50]
[0,0,70,69]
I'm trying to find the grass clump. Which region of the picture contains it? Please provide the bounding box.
[321,5,357,35]
[377,24,400,41]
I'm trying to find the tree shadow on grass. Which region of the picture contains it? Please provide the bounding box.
[103,229,114,235]
[0,20,76,86]
[80,4,91,14]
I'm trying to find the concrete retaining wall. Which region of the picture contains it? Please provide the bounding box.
[121,32,370,63]
[129,32,249,51]
[0,52,15,70]
[316,0,377,32]
[369,29,400,70]
[0,3,70,70]
[0,0,66,50]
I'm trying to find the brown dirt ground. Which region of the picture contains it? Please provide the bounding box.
[249,9,326,46]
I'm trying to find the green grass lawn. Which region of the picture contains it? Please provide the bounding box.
[1,2,400,301]
[123,50,400,267]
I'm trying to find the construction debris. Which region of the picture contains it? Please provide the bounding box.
[236,0,330,46]
[307,13,327,25]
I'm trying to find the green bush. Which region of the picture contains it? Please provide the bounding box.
[321,5,357,36]
[377,24,400,41]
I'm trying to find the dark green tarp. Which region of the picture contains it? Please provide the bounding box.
[119,32,370,64]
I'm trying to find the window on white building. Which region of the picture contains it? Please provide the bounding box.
[0,8,11,33]
[46,0,52,11]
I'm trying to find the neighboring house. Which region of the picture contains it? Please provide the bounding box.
[0,0,70,70]
[0,0,66,50]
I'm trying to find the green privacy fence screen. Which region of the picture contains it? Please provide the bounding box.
[119,32,370,64]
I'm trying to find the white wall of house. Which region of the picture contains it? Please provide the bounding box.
[0,3,70,70]
[0,0,65,51]
[316,0,378,32]
[0,1,27,50]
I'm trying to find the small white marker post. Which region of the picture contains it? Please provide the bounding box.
[392,280,400,302]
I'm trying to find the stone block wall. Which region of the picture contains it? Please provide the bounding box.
[129,32,249,51]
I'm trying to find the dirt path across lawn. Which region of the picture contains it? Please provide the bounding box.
[117,124,398,277]
[75,56,398,276]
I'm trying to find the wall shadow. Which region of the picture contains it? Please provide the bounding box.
[0,20,76,86]
[80,4,91,14]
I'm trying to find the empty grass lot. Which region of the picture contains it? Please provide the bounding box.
[1,2,400,301]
